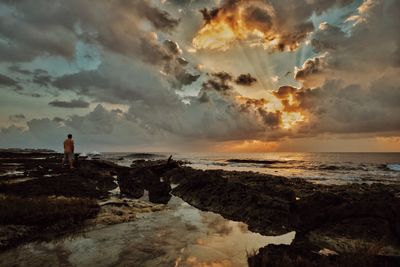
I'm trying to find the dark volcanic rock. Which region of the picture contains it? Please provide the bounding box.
[2,150,400,264]
[0,150,128,250]
[172,171,293,235]
[248,240,400,267]
[118,172,145,198]
[148,182,172,204]
[117,158,180,203]
[0,158,118,199]
[125,153,162,159]
[171,167,400,259]
[0,196,100,250]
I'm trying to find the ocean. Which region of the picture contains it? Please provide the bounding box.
[99,152,400,185]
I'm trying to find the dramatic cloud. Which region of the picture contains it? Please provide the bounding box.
[192,0,355,51]
[306,0,400,87]
[294,55,327,88]
[235,73,257,86]
[201,72,234,94]
[0,74,21,90]
[32,69,52,87]
[0,105,179,151]
[52,53,181,105]
[285,0,400,135]
[276,78,400,135]
[0,0,179,61]
[0,0,399,152]
[8,65,32,75]
[48,99,90,109]
[9,114,26,122]
[53,117,65,123]
[202,72,258,93]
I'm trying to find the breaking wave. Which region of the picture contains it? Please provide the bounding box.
[386,164,400,172]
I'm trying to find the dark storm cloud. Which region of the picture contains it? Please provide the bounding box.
[26,93,42,98]
[284,0,400,135]
[311,23,346,52]
[48,99,90,108]
[163,40,182,55]
[0,0,180,63]
[9,114,25,122]
[235,73,257,86]
[32,69,52,87]
[51,53,184,106]
[8,65,32,75]
[257,109,281,128]
[242,5,273,32]
[166,0,216,7]
[198,91,211,103]
[237,98,268,113]
[135,2,179,32]
[53,117,65,123]
[211,72,233,82]
[200,8,220,24]
[0,73,21,90]
[177,57,189,66]
[0,0,200,97]
[273,85,298,99]
[174,71,200,87]
[202,72,234,93]
[160,40,200,88]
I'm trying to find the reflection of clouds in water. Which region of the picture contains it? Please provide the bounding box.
[186,256,233,267]
[185,222,199,231]
[201,213,233,237]
[0,197,295,267]
[237,222,249,234]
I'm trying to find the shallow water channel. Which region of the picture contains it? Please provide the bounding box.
[0,195,294,267]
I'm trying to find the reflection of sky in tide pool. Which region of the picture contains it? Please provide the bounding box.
[0,197,295,267]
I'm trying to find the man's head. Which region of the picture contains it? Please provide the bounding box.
[67,134,72,139]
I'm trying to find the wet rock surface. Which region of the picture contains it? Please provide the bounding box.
[117,158,180,204]
[169,167,400,265]
[0,150,175,251]
[0,151,119,199]
[0,150,122,250]
[1,149,400,266]
[112,157,400,264]
[248,239,400,267]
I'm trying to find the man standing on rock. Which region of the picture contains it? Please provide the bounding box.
[62,134,75,169]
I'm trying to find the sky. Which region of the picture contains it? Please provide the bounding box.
[0,0,399,152]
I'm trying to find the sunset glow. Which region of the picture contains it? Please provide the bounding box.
[192,1,302,51]
[0,0,398,152]
[193,21,237,51]
[281,111,305,129]
[1,1,400,266]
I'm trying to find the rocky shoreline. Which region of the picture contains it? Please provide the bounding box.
[0,150,167,250]
[1,149,399,266]
[171,170,400,266]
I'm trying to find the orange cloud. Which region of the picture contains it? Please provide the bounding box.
[236,87,307,130]
[192,0,313,52]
